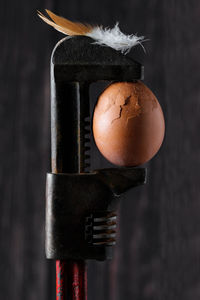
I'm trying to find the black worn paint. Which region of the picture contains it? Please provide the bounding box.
[45,169,146,260]
[1,1,200,300]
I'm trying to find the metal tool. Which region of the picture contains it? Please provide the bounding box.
[46,36,147,300]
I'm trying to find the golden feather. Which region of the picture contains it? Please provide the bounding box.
[37,10,92,36]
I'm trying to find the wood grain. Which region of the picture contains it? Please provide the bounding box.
[0,1,200,299]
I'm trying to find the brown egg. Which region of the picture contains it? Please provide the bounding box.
[92,81,165,166]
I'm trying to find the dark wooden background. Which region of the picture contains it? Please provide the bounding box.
[1,0,200,299]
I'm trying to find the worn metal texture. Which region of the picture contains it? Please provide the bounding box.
[50,36,143,177]
[45,168,146,260]
[52,36,144,82]
[50,34,146,299]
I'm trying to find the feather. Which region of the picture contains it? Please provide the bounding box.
[87,23,145,54]
[37,10,92,36]
[37,10,146,54]
[37,11,67,35]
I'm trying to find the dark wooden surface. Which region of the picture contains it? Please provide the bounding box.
[1,1,200,299]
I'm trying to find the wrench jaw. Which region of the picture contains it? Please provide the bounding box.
[47,36,146,261]
[45,168,146,261]
[51,36,144,82]
[51,35,143,174]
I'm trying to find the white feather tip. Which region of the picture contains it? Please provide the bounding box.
[87,23,146,54]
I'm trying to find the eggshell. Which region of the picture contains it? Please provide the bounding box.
[92,81,165,166]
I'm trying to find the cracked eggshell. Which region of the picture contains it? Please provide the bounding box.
[92,81,165,166]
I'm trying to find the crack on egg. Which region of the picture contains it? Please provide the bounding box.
[102,87,123,114]
[110,93,142,125]
[126,96,142,125]
[101,88,142,126]
[111,95,131,124]
[111,105,123,123]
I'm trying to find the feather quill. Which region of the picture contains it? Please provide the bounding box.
[37,9,145,54]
